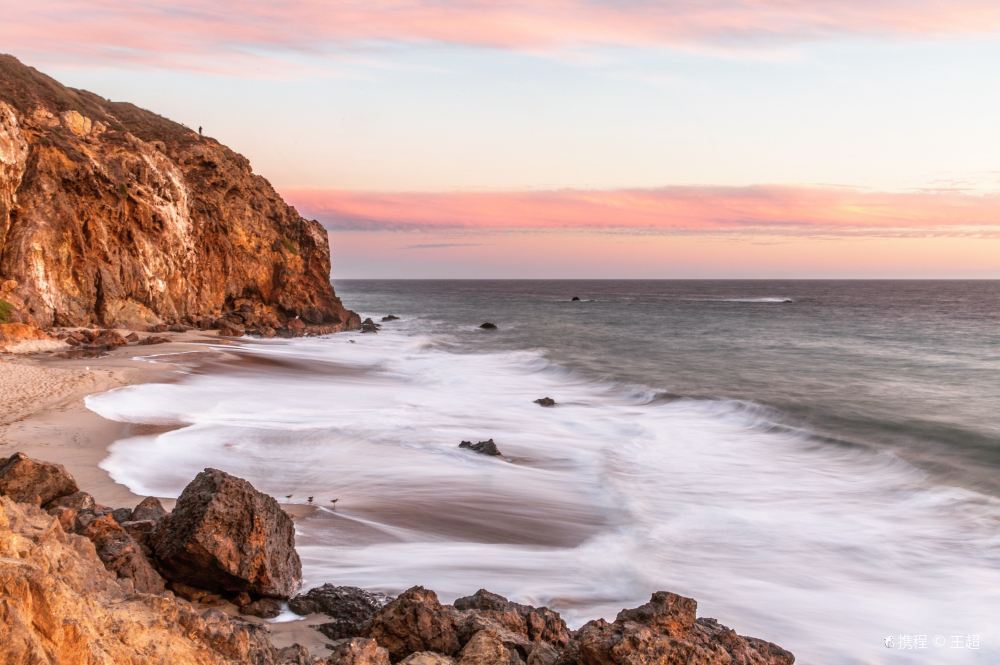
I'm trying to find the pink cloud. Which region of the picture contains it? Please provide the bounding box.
[6,1,1000,69]
[284,185,1000,238]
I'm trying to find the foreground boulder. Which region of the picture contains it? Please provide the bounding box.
[454,589,570,648]
[557,591,794,665]
[0,496,304,664]
[364,587,462,661]
[153,468,301,599]
[0,452,78,505]
[533,398,556,408]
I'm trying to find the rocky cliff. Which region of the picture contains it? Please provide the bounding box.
[0,55,358,334]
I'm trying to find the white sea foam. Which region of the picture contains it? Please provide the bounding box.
[86,323,1000,664]
[684,297,794,303]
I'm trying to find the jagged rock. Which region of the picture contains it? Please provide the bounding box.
[133,495,168,522]
[47,491,96,512]
[326,638,392,665]
[361,318,381,333]
[170,580,223,604]
[458,440,502,457]
[111,506,133,523]
[556,592,795,665]
[90,329,129,348]
[0,496,289,664]
[139,335,170,345]
[0,452,78,506]
[527,643,560,665]
[240,598,283,619]
[533,398,556,407]
[0,322,53,351]
[458,629,523,665]
[125,331,140,343]
[399,654,456,665]
[454,590,570,648]
[277,644,316,665]
[152,468,301,598]
[478,322,497,330]
[216,319,246,337]
[0,55,359,333]
[121,519,158,556]
[290,584,393,639]
[46,491,97,531]
[364,586,461,662]
[80,513,166,594]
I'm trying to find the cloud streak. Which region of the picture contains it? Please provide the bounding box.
[7,1,1000,69]
[285,185,1000,239]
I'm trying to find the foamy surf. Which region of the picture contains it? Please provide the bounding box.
[86,323,1000,664]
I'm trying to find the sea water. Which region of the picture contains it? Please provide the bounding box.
[86,280,1000,664]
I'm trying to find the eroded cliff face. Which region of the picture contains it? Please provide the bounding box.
[0,54,358,333]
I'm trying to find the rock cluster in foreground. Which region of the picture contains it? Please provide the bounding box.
[0,453,794,664]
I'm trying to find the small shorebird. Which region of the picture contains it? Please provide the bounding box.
[284,494,292,499]
[307,496,314,504]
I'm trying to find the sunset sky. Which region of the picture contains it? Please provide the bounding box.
[5,1,1000,277]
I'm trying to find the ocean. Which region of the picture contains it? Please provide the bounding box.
[86,280,1000,664]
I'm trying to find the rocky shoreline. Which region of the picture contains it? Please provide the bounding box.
[0,451,795,664]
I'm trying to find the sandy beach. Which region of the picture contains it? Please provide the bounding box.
[0,330,222,507]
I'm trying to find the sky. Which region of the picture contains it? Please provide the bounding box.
[4,1,1000,277]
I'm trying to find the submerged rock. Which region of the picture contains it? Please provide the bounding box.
[571,297,581,302]
[478,322,497,330]
[458,439,503,457]
[533,397,556,407]
[361,318,381,333]
[152,468,301,599]
[381,314,401,322]
[0,452,78,506]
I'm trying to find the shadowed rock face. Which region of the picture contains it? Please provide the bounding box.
[0,54,358,334]
[152,468,301,599]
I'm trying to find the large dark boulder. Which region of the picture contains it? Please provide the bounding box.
[290,584,393,639]
[0,452,78,506]
[152,468,301,599]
